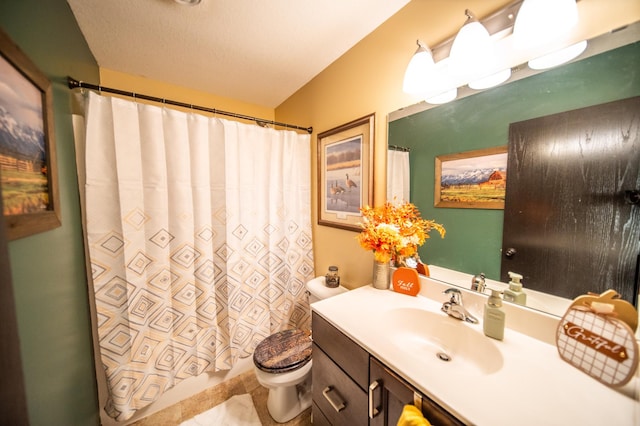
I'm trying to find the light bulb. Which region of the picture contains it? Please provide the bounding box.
[514,0,579,49]
[528,40,587,69]
[469,68,512,90]
[425,88,457,105]
[403,41,435,95]
[449,10,493,79]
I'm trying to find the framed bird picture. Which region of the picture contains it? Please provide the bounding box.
[317,113,374,231]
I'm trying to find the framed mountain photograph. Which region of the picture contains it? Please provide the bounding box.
[0,28,60,240]
[435,146,507,209]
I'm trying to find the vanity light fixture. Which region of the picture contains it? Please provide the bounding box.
[402,40,435,95]
[468,68,512,90]
[425,88,458,105]
[402,0,588,104]
[527,39,587,70]
[412,56,459,105]
[513,0,578,48]
[449,9,491,77]
[403,42,459,104]
[449,9,511,90]
[513,0,587,69]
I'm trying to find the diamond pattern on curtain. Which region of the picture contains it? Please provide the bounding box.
[78,91,314,421]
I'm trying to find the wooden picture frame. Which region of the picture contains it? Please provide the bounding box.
[317,113,374,231]
[435,146,507,209]
[0,29,60,240]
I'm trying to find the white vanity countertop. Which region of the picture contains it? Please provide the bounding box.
[311,284,640,426]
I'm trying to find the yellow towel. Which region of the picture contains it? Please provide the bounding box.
[397,404,432,426]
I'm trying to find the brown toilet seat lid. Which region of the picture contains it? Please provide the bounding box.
[253,329,312,373]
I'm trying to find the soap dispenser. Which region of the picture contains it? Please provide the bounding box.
[483,289,505,340]
[503,271,527,306]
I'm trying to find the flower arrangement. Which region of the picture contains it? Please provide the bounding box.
[357,201,445,264]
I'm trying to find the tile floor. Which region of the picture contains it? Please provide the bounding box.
[131,369,312,426]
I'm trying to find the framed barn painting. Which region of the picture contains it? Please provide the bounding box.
[0,28,60,240]
[435,146,507,209]
[317,113,374,231]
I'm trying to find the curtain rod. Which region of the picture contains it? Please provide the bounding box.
[388,144,410,152]
[67,76,313,134]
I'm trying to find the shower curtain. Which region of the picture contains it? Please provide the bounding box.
[75,91,314,421]
[387,148,410,203]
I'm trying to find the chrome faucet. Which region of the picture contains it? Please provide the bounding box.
[441,288,479,324]
[471,273,486,292]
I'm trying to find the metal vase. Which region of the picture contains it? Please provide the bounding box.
[372,260,391,290]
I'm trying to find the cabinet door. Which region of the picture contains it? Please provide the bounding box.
[312,344,368,426]
[369,358,465,426]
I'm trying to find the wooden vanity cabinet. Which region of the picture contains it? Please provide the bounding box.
[312,312,465,425]
[369,357,465,426]
[312,312,369,426]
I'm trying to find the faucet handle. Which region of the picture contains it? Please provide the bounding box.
[442,288,478,324]
[443,288,462,304]
[471,273,486,292]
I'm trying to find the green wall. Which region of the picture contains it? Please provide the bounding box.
[389,42,640,281]
[0,1,100,424]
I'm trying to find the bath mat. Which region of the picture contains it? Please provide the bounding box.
[179,393,262,426]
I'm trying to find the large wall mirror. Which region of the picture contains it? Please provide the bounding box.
[388,23,640,317]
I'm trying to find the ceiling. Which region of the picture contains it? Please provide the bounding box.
[67,0,411,108]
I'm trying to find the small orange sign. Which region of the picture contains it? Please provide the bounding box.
[392,267,420,296]
[416,261,430,277]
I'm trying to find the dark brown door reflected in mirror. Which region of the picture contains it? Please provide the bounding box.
[502,96,640,305]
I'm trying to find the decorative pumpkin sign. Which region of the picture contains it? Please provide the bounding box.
[569,289,637,331]
[392,267,420,296]
[556,291,639,387]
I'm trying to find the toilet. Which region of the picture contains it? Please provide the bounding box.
[253,276,348,423]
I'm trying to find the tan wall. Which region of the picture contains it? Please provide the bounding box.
[100,68,275,120]
[275,0,640,289]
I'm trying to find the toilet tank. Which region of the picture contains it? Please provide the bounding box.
[306,276,348,304]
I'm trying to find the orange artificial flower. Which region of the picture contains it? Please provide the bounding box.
[357,201,445,263]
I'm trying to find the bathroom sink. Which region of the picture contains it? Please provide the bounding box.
[384,307,503,375]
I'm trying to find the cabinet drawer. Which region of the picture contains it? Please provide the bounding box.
[312,312,369,390]
[312,344,367,426]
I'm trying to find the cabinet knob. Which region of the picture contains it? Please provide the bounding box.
[504,247,517,258]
